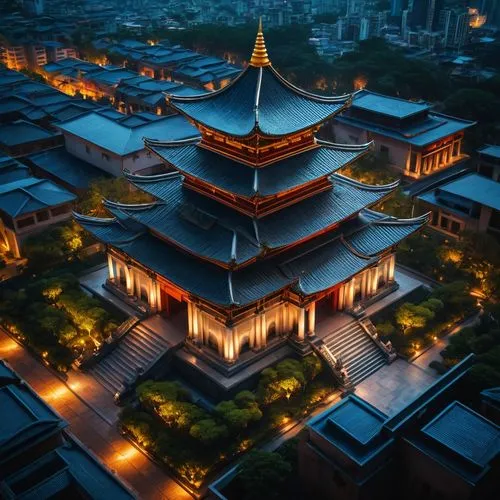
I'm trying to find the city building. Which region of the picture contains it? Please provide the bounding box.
[332,90,475,179]
[75,24,428,396]
[299,355,500,500]
[114,75,204,115]
[0,155,76,260]
[56,111,198,176]
[477,144,500,180]
[0,120,62,157]
[0,360,136,499]
[102,40,241,91]
[417,172,500,238]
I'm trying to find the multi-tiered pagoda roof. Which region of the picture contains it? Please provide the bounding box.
[76,22,428,310]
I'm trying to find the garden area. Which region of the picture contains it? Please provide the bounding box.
[220,439,302,500]
[440,302,500,393]
[373,281,478,358]
[119,355,335,489]
[0,272,124,371]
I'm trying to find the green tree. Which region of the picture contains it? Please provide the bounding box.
[157,401,206,430]
[301,354,322,382]
[215,399,262,431]
[238,450,292,500]
[189,418,228,445]
[136,380,191,409]
[376,321,396,337]
[395,303,434,334]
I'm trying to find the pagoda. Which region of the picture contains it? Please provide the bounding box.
[75,23,428,372]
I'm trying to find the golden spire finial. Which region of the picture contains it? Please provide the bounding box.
[250,17,270,67]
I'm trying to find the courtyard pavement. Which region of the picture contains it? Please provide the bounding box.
[355,359,437,416]
[0,329,192,500]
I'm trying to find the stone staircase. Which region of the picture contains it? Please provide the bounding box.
[321,320,387,386]
[89,321,171,395]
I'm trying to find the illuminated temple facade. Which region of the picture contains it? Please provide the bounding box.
[76,25,427,367]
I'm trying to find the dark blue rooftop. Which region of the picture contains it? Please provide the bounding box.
[0,175,76,218]
[170,65,351,137]
[27,147,109,190]
[76,206,425,306]
[146,138,370,198]
[478,144,500,159]
[115,172,398,266]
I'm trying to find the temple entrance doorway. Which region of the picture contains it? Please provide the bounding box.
[315,287,340,324]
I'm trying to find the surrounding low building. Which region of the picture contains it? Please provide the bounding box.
[114,74,204,115]
[299,355,500,500]
[332,90,476,179]
[26,146,109,194]
[56,111,199,176]
[0,360,136,499]
[103,39,241,90]
[477,144,500,181]
[417,172,500,238]
[0,155,75,260]
[0,120,62,157]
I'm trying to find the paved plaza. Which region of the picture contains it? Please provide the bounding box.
[355,359,437,416]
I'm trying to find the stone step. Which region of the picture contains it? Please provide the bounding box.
[134,324,170,348]
[121,336,158,363]
[91,368,120,394]
[92,362,126,393]
[324,325,365,351]
[125,331,160,357]
[110,346,147,373]
[346,349,383,373]
[89,317,172,395]
[350,358,386,386]
[100,356,136,382]
[338,341,377,366]
[330,334,373,360]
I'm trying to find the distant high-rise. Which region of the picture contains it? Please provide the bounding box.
[22,0,44,16]
[391,0,409,17]
[410,0,443,30]
[480,0,500,26]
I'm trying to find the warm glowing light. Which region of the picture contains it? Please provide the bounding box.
[117,447,140,461]
[42,351,48,358]
[469,9,486,28]
[0,340,20,354]
[353,76,367,90]
[68,381,81,391]
[43,386,70,402]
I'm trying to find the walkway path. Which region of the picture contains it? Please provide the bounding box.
[0,329,192,500]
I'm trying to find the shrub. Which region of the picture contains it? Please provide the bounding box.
[189,419,228,445]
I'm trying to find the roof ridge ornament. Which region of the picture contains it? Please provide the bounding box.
[249,18,271,67]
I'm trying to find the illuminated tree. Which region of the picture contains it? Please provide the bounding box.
[157,401,206,430]
[189,419,228,445]
[215,399,262,431]
[301,354,322,382]
[395,303,434,334]
[376,321,396,337]
[137,380,191,409]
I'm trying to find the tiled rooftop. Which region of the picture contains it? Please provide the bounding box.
[422,401,500,468]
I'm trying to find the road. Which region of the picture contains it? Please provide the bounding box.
[0,329,192,500]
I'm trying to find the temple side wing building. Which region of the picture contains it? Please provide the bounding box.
[75,23,428,375]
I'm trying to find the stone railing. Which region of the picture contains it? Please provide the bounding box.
[310,339,353,392]
[78,315,140,370]
[359,318,397,363]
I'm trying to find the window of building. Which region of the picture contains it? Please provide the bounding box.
[452,140,460,157]
[50,205,71,217]
[101,153,110,161]
[380,145,389,155]
[16,216,35,229]
[85,145,91,155]
[409,151,418,173]
[133,154,139,162]
[36,210,49,222]
[439,215,462,235]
